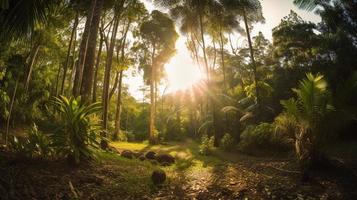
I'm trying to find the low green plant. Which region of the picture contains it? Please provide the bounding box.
[9,123,52,158]
[240,123,274,149]
[275,73,333,170]
[199,135,215,155]
[220,133,235,151]
[51,96,102,164]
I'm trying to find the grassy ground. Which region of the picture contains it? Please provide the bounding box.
[1,139,357,199]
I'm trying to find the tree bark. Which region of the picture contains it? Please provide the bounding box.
[81,0,104,102]
[61,12,79,95]
[113,19,131,140]
[92,33,104,103]
[73,0,96,97]
[102,13,119,130]
[24,44,40,92]
[149,43,157,144]
[219,28,226,91]
[243,8,259,106]
[113,70,123,140]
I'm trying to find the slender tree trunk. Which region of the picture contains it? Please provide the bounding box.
[243,8,259,106]
[81,0,104,102]
[149,43,156,144]
[73,0,96,97]
[24,44,40,92]
[54,64,61,96]
[219,28,226,91]
[5,77,19,146]
[102,13,119,130]
[113,19,131,140]
[113,70,123,140]
[61,12,79,95]
[92,35,103,103]
[68,26,77,96]
[109,72,119,100]
[198,11,209,81]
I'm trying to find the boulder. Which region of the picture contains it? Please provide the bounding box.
[155,154,175,166]
[100,140,109,150]
[150,160,159,165]
[145,151,156,159]
[151,169,166,185]
[108,146,120,154]
[121,150,134,159]
[139,155,146,161]
[133,151,143,158]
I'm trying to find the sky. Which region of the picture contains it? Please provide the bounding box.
[124,0,321,100]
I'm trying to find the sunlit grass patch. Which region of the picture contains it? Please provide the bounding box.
[110,141,149,151]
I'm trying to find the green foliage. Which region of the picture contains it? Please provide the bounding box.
[220,133,235,151]
[51,96,102,164]
[240,123,274,149]
[276,73,333,168]
[9,123,52,158]
[199,135,215,155]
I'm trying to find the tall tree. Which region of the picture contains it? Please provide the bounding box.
[221,0,265,106]
[80,0,104,102]
[140,10,178,143]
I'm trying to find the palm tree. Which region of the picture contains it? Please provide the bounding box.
[0,0,57,40]
[293,0,319,11]
[220,0,265,106]
[275,73,333,174]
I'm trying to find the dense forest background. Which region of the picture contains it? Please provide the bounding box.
[0,0,357,199]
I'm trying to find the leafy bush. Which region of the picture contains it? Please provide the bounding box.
[276,73,333,170]
[51,96,101,164]
[240,123,274,148]
[220,133,235,151]
[240,123,290,152]
[9,123,52,158]
[199,135,215,155]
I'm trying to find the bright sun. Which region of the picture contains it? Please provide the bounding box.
[164,38,203,93]
[165,56,203,92]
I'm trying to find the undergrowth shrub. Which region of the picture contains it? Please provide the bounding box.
[9,123,52,158]
[51,96,102,164]
[240,123,290,152]
[220,133,235,151]
[199,135,214,155]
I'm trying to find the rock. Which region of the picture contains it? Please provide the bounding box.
[139,155,146,161]
[150,160,159,165]
[108,146,120,154]
[133,151,143,158]
[155,154,175,166]
[151,169,166,185]
[100,139,109,150]
[121,150,134,159]
[145,151,156,159]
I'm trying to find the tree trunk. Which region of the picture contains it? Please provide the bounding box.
[109,71,119,100]
[24,44,40,92]
[92,34,104,103]
[102,13,119,130]
[61,12,79,95]
[243,8,259,106]
[81,0,104,102]
[113,70,123,140]
[149,43,157,144]
[113,19,131,140]
[54,64,62,96]
[5,77,19,146]
[219,28,226,91]
[73,0,96,97]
